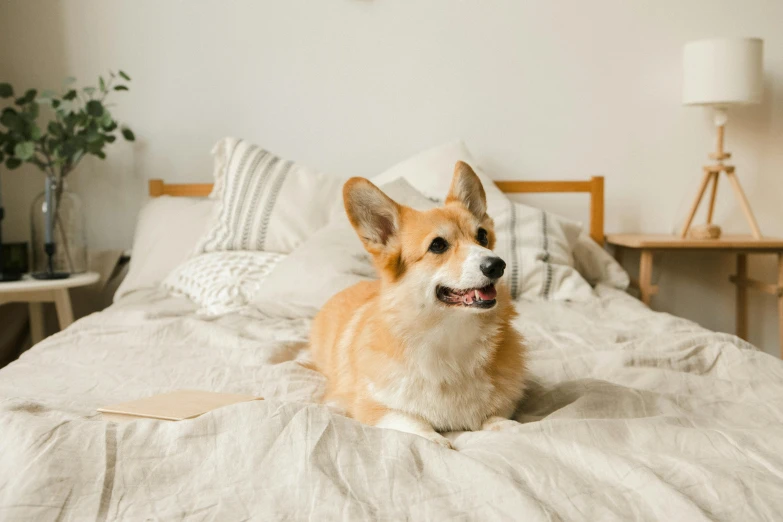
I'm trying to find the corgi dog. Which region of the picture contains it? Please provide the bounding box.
[310,161,526,449]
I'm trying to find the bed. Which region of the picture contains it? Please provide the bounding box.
[2,143,782,521]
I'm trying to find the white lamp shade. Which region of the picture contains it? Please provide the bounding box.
[682,38,763,106]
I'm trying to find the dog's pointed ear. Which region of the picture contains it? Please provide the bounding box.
[343,178,401,250]
[446,161,487,219]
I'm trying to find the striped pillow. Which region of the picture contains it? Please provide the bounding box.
[492,200,595,301]
[197,138,343,254]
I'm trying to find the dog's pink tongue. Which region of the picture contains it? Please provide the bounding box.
[478,285,497,301]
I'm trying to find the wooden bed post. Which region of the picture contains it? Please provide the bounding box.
[590,176,605,246]
[148,179,165,198]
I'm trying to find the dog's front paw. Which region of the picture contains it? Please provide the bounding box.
[481,415,513,432]
[423,432,454,449]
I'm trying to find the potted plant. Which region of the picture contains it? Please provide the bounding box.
[0,72,135,278]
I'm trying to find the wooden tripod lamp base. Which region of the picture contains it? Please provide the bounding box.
[680,121,762,240]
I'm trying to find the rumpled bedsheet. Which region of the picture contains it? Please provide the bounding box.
[1,286,782,521]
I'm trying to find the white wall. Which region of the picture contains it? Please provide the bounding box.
[1,0,782,355]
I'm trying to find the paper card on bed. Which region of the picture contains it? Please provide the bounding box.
[98,389,263,422]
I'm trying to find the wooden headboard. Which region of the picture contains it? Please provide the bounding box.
[148,176,605,245]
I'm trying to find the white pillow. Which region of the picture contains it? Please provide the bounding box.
[163,251,285,316]
[372,142,594,301]
[253,179,437,318]
[572,232,630,289]
[114,196,215,301]
[371,140,509,218]
[197,137,343,255]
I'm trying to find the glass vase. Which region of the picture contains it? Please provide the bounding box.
[30,178,88,275]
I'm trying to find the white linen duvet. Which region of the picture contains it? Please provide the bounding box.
[1,281,782,521]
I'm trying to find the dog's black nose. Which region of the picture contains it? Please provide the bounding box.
[480,257,506,279]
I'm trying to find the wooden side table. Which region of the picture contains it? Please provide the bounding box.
[0,272,100,345]
[605,235,783,357]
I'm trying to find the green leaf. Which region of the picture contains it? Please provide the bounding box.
[121,127,135,141]
[103,120,117,132]
[86,140,104,154]
[99,111,113,127]
[63,76,77,86]
[113,85,129,91]
[86,129,102,143]
[86,100,104,117]
[51,99,61,109]
[0,83,13,98]
[5,157,22,169]
[104,134,116,143]
[14,141,35,160]
[0,108,22,132]
[119,70,131,81]
[83,86,96,96]
[63,89,77,101]
[48,121,63,136]
[30,124,42,140]
[27,102,39,119]
[99,76,106,93]
[15,89,37,105]
[39,89,56,99]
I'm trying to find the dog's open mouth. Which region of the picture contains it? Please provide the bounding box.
[436,284,498,309]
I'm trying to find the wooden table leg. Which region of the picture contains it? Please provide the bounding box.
[53,288,75,329]
[778,254,783,358]
[639,250,654,306]
[28,302,45,345]
[736,254,748,341]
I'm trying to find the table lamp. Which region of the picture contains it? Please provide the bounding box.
[680,37,764,239]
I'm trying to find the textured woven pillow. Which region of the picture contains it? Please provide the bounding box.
[163,251,285,315]
[197,137,343,255]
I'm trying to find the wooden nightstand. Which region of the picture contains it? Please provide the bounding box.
[605,234,783,357]
[0,272,100,345]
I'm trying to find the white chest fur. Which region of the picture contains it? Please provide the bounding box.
[371,314,503,431]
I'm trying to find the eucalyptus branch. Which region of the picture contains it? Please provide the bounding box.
[66,152,85,176]
[0,70,135,178]
[34,144,57,180]
[100,76,115,103]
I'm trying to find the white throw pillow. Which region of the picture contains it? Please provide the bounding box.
[114,196,215,301]
[572,232,630,290]
[372,141,594,301]
[197,137,343,255]
[253,179,437,318]
[163,251,285,316]
[371,140,509,218]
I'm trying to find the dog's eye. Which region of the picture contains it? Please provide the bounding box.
[477,228,489,247]
[429,237,449,254]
